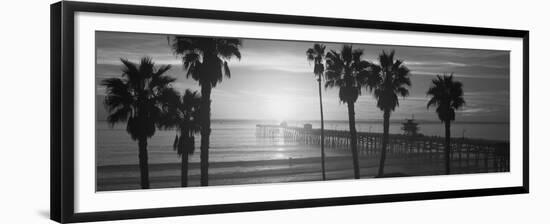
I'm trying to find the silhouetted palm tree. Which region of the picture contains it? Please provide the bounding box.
[101,57,175,189]
[159,90,201,187]
[325,45,380,179]
[427,74,465,175]
[169,36,242,186]
[372,50,411,177]
[306,43,327,180]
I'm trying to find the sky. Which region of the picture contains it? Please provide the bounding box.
[95,31,510,123]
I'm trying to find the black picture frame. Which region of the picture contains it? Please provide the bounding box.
[50,1,529,223]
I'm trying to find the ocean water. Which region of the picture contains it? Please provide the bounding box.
[98,120,323,166]
[96,120,509,166]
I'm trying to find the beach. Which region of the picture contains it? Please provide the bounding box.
[96,119,508,191]
[98,154,503,191]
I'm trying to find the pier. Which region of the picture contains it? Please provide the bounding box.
[256,124,510,173]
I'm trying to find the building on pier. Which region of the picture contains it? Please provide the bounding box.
[402,115,421,137]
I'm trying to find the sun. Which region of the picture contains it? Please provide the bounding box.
[267,97,290,122]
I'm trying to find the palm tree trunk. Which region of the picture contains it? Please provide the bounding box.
[347,102,360,179]
[378,109,390,177]
[317,79,326,181]
[445,120,451,175]
[200,84,212,186]
[181,152,189,187]
[138,137,150,189]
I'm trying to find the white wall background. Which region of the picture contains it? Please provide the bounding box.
[0,0,547,223]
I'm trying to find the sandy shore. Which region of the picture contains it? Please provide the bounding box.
[97,153,504,191]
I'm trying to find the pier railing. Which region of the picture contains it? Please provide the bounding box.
[256,124,509,173]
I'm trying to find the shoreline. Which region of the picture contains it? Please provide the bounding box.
[97,154,506,191]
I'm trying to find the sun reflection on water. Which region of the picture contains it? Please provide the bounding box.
[274,153,285,159]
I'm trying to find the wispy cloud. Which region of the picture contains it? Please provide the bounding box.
[406,61,469,67]
[413,71,509,80]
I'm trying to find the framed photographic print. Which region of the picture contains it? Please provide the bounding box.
[51,1,529,223]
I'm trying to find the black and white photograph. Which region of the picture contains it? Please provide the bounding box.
[2,0,545,223]
[96,31,510,191]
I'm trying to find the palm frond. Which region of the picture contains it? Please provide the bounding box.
[101,78,133,111]
[216,38,242,60]
[427,97,438,109]
[182,52,200,69]
[102,57,178,141]
[223,61,231,78]
[306,48,315,62]
[169,36,199,55]
[341,45,353,63]
[173,135,179,152]
[138,57,155,79]
[155,64,172,76]
[426,73,465,122]
[396,86,409,97]
[352,49,363,64]
[373,50,411,112]
[307,44,326,77]
[324,45,380,104]
[106,106,132,126]
[170,36,242,87]
[119,58,140,84]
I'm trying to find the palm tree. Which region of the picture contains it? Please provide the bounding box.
[427,74,465,175]
[306,43,327,180]
[101,57,175,189]
[169,36,242,186]
[372,50,411,177]
[325,45,380,179]
[159,90,202,187]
